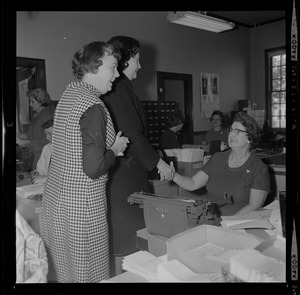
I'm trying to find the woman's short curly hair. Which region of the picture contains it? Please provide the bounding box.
[107,36,140,73]
[166,110,185,128]
[233,111,261,148]
[27,88,52,107]
[210,110,225,125]
[72,41,121,80]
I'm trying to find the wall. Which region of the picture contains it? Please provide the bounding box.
[16,11,284,132]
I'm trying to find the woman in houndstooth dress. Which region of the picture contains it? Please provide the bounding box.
[42,41,127,282]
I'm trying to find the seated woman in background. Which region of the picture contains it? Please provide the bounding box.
[16,88,55,170]
[31,119,53,184]
[202,110,228,155]
[171,111,270,216]
[159,110,185,150]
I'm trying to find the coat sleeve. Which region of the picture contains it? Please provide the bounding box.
[103,84,160,171]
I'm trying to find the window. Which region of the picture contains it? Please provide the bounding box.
[266,47,286,129]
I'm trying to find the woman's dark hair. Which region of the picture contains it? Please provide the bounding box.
[72,41,121,80]
[27,88,52,107]
[166,110,185,128]
[233,111,261,148]
[210,110,225,125]
[107,36,140,73]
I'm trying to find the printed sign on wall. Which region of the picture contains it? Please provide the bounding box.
[200,72,220,118]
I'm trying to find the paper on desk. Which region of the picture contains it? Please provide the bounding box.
[122,251,164,282]
[16,183,45,198]
[263,200,280,210]
[221,211,274,230]
[157,259,221,282]
[268,208,283,236]
[262,200,283,235]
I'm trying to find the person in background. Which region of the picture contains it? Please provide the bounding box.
[31,119,53,184]
[202,110,228,155]
[171,111,270,216]
[16,88,55,170]
[16,210,48,283]
[102,36,174,277]
[42,41,127,283]
[159,110,185,150]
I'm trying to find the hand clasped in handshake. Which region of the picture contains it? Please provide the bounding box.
[157,159,176,181]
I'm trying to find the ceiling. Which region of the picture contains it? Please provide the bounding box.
[207,11,286,28]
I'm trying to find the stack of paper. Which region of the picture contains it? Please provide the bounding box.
[262,200,283,236]
[229,248,285,282]
[157,259,222,282]
[122,250,223,282]
[16,183,45,198]
[122,251,164,282]
[221,211,274,230]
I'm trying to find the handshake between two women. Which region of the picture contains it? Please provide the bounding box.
[157,159,175,181]
[111,131,176,181]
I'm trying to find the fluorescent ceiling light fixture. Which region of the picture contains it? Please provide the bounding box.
[167,11,235,33]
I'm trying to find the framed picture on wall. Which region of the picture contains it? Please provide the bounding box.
[200,72,220,118]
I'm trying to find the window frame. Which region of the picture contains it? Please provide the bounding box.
[265,46,286,131]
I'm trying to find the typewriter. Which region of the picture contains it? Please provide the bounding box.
[128,192,233,238]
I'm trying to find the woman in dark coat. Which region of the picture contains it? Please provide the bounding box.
[103,36,174,276]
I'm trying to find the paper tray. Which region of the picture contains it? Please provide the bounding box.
[167,225,262,274]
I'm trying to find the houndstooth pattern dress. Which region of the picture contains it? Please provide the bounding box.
[42,82,115,282]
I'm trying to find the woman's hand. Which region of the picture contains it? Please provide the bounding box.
[110,131,129,157]
[220,141,229,151]
[157,159,175,181]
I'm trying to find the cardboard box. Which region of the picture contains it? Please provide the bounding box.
[135,228,149,252]
[148,232,168,256]
[178,186,207,199]
[177,161,203,177]
[136,228,167,257]
[164,148,204,162]
[149,180,178,196]
[167,225,262,274]
[164,148,204,177]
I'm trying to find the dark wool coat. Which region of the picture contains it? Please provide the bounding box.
[103,75,160,256]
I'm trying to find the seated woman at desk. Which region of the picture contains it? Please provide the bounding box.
[202,110,228,155]
[159,110,185,150]
[171,111,270,216]
[16,88,55,170]
[31,119,53,184]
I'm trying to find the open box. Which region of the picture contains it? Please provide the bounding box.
[164,148,205,177]
[167,224,262,274]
